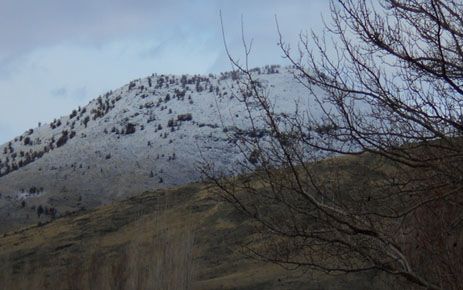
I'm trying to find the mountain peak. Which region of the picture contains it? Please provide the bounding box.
[0,65,308,232]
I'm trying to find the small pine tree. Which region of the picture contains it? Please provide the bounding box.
[37,205,44,217]
[124,123,136,134]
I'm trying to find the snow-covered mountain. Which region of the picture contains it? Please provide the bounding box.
[0,66,313,227]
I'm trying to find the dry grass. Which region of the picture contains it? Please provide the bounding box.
[0,183,391,290]
[0,190,196,290]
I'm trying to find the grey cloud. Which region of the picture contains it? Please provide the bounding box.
[50,87,68,98]
[0,59,16,80]
[139,43,164,59]
[50,86,87,101]
[0,0,176,58]
[72,86,88,101]
[0,0,325,58]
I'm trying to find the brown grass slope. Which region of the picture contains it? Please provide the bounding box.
[0,182,390,290]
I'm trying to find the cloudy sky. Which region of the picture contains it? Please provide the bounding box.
[0,0,329,144]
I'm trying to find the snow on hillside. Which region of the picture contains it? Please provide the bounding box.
[0,66,315,206]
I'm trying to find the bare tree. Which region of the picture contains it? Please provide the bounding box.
[203,1,463,289]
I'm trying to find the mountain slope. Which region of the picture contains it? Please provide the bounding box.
[0,66,313,232]
[0,182,391,290]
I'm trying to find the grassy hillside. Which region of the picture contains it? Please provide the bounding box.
[0,182,391,290]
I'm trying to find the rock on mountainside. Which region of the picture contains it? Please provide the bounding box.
[0,65,314,230]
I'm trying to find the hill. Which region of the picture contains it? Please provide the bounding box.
[0,65,315,233]
[0,181,390,290]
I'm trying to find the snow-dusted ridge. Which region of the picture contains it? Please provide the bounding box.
[0,65,311,205]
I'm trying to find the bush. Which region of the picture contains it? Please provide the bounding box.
[56,131,69,147]
[23,137,31,146]
[37,205,44,217]
[177,113,193,122]
[124,123,136,135]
